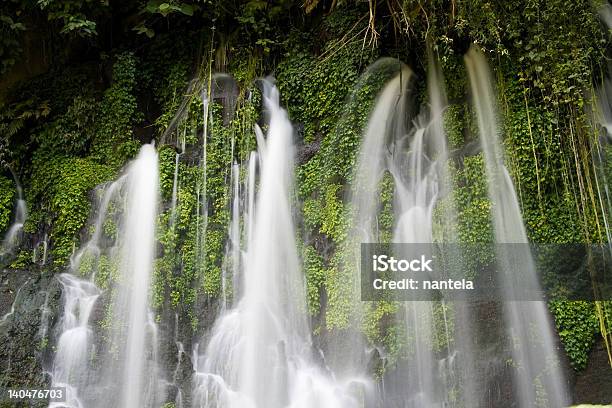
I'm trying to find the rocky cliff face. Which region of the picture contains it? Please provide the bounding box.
[574,339,612,404]
[0,267,60,407]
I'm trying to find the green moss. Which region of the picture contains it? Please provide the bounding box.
[444,153,495,275]
[431,302,454,353]
[443,104,465,150]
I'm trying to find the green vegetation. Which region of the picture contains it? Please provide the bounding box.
[0,175,14,231]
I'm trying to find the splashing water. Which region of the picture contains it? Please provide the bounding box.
[49,275,100,408]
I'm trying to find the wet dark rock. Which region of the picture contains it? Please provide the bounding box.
[0,267,61,398]
[573,339,612,404]
[297,138,321,165]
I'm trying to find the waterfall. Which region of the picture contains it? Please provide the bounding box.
[170,152,181,229]
[367,52,459,406]
[324,63,413,390]
[1,178,27,255]
[49,275,100,408]
[33,233,49,265]
[221,162,241,308]
[192,80,362,408]
[390,114,449,406]
[49,176,120,408]
[48,144,160,408]
[244,151,257,248]
[114,144,159,408]
[240,150,258,300]
[169,313,186,408]
[38,288,52,342]
[198,89,210,280]
[351,66,411,243]
[465,47,569,407]
[389,122,439,407]
[595,3,612,252]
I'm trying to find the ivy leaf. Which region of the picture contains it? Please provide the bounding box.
[158,3,171,16]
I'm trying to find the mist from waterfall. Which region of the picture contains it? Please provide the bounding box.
[465,47,569,408]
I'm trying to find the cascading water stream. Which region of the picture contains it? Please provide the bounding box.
[0,278,30,326]
[197,88,210,282]
[594,3,612,252]
[344,58,449,406]
[1,177,27,255]
[33,233,49,265]
[113,145,160,408]
[465,47,569,407]
[244,151,257,248]
[351,67,411,243]
[49,275,100,408]
[221,162,241,308]
[170,151,181,229]
[389,121,442,407]
[326,65,413,392]
[192,80,363,408]
[383,54,457,406]
[48,175,123,408]
[48,144,160,408]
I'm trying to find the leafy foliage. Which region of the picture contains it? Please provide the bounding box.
[0,175,15,232]
[90,52,141,167]
[28,154,113,263]
[0,4,26,74]
[550,301,600,369]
